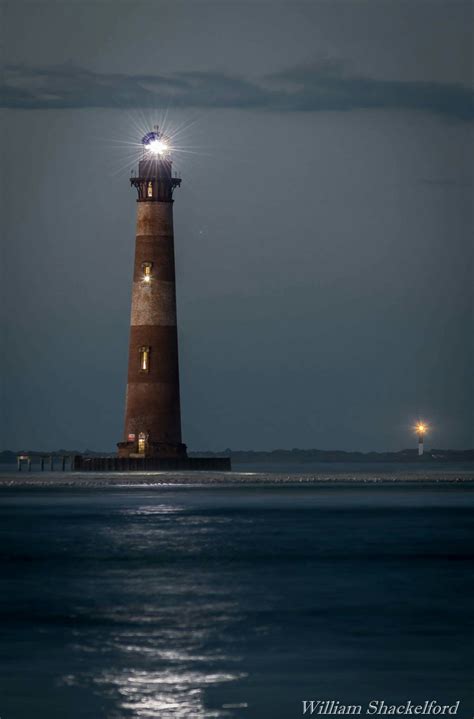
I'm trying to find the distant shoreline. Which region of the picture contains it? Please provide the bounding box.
[1,448,474,465]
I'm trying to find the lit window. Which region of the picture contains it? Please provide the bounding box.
[139,346,150,372]
[142,262,153,283]
[138,433,146,454]
[147,181,153,198]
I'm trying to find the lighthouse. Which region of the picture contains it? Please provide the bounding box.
[117,128,186,459]
[74,127,230,471]
[416,422,427,456]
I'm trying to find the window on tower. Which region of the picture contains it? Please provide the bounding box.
[139,346,150,372]
[147,181,153,198]
[142,262,153,283]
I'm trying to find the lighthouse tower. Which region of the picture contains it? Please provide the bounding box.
[117,129,186,459]
[416,422,427,457]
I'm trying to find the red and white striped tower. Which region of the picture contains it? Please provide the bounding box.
[117,128,186,459]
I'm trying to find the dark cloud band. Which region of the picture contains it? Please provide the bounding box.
[2,63,473,120]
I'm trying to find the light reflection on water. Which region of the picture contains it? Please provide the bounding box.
[94,668,246,719]
[1,482,473,718]
[65,607,246,718]
[62,595,247,718]
[120,504,187,515]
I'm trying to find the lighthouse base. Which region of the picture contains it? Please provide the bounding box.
[74,455,231,472]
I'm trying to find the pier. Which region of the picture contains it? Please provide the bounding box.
[17,454,76,472]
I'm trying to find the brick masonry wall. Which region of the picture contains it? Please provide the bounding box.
[120,200,183,454]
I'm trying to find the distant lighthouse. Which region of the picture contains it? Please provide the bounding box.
[416,422,427,456]
[117,128,186,459]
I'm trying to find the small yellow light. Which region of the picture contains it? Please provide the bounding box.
[139,346,150,371]
[142,263,152,282]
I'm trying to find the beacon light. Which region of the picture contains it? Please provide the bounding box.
[142,130,169,155]
[414,421,428,456]
[416,423,427,434]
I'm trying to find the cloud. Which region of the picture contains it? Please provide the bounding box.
[2,62,473,120]
[267,63,474,120]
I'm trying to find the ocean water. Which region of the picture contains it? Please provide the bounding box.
[1,476,473,718]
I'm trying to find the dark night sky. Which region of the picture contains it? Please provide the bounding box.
[1,1,473,452]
